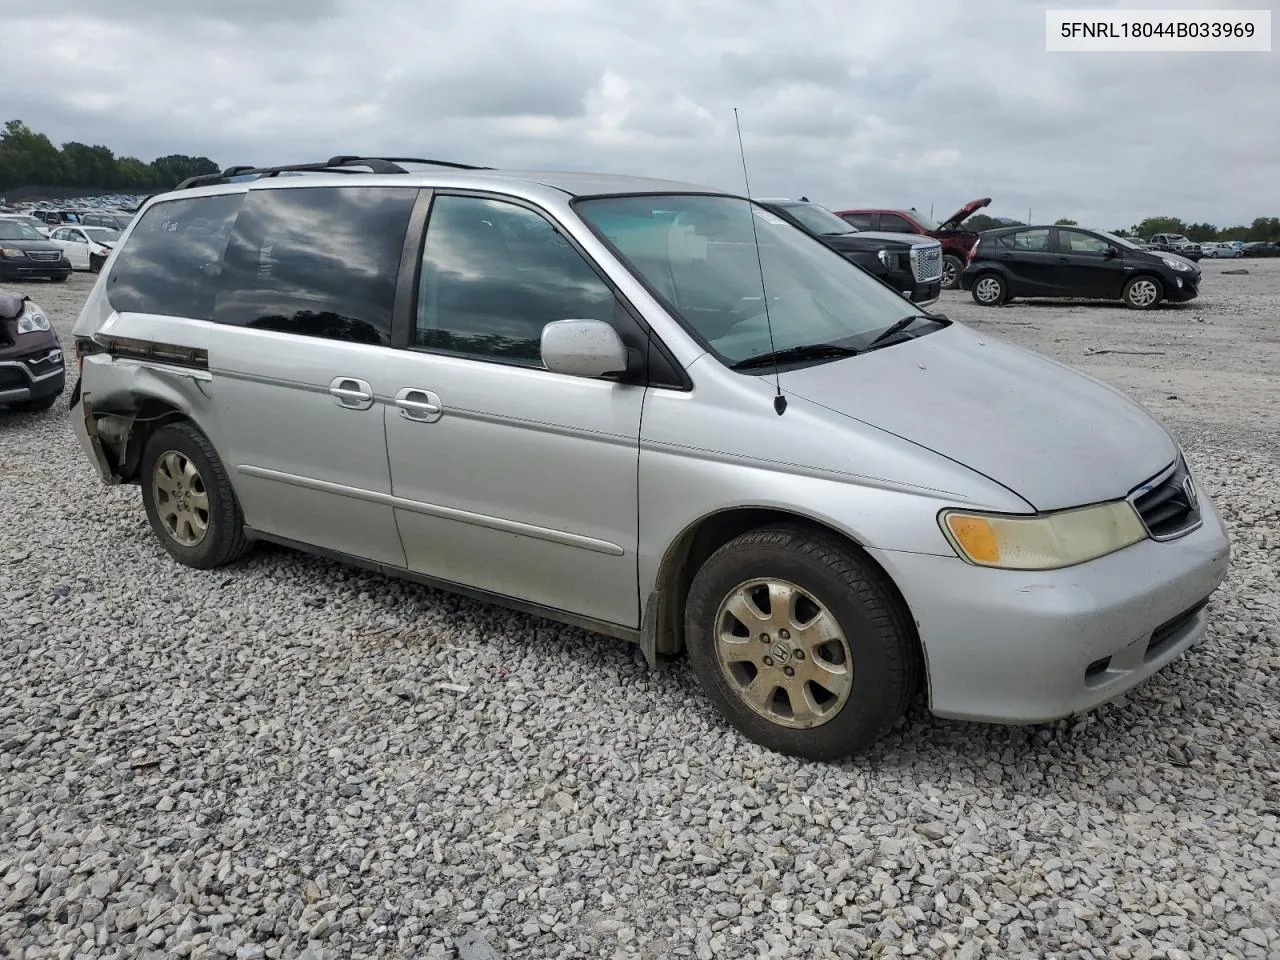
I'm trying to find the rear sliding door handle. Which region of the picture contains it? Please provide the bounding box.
[395,387,443,423]
[329,376,374,410]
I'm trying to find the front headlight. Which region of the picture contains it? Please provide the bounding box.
[877,249,901,269]
[1,247,26,258]
[1161,256,1192,272]
[17,311,51,334]
[940,501,1147,570]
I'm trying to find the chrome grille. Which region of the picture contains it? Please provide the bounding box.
[25,251,62,263]
[910,243,943,283]
[1130,458,1202,541]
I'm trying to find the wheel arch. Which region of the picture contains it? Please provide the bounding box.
[84,374,213,485]
[649,505,922,667]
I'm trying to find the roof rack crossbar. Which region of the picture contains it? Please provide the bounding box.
[173,155,490,191]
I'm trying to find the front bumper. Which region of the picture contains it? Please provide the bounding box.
[868,490,1231,724]
[0,345,66,404]
[0,257,72,281]
[1165,274,1200,302]
[909,280,942,307]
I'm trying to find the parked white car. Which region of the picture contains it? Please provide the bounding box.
[0,214,51,237]
[47,225,121,272]
[1199,241,1242,259]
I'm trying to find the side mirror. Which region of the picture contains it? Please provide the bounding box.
[541,319,629,379]
[1104,246,1119,258]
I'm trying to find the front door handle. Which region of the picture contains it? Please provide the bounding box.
[395,387,443,423]
[329,376,374,410]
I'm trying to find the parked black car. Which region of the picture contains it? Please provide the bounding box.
[755,198,943,307]
[0,290,65,412]
[961,225,1200,310]
[1242,241,1280,257]
[0,220,72,282]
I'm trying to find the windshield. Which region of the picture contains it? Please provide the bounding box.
[775,201,856,237]
[85,227,121,242]
[576,194,919,367]
[910,210,941,231]
[0,221,45,241]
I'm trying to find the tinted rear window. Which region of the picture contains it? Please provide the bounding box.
[107,194,243,319]
[214,186,417,345]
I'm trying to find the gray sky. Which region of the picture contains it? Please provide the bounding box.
[7,0,1276,228]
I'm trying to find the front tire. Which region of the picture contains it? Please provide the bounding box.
[941,254,964,290]
[1122,275,1163,310]
[141,421,250,569]
[971,272,1008,306]
[684,524,920,761]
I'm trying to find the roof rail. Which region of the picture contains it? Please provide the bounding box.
[173,155,491,191]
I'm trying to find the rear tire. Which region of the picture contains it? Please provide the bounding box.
[1122,276,1163,310]
[140,421,251,569]
[941,254,964,290]
[971,272,1007,306]
[684,524,920,761]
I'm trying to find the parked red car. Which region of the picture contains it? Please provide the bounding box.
[834,198,991,290]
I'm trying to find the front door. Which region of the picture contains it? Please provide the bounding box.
[380,192,645,628]
[1053,228,1127,298]
[209,183,420,566]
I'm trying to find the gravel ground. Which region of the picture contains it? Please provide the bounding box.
[2,267,1278,960]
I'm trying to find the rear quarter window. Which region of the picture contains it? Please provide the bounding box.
[106,193,243,319]
[213,185,417,345]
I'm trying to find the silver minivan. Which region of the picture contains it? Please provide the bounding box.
[69,158,1232,760]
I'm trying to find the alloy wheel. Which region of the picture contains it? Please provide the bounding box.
[151,450,210,547]
[714,578,854,730]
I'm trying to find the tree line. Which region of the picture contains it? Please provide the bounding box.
[4,117,1279,242]
[0,120,218,194]
[965,213,1280,244]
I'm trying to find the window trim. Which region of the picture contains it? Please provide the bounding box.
[393,187,691,391]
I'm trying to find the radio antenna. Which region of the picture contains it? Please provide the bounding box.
[734,107,786,416]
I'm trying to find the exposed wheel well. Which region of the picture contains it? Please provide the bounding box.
[98,397,190,484]
[651,508,921,668]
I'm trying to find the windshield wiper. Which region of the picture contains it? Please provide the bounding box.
[731,342,861,371]
[864,314,937,351]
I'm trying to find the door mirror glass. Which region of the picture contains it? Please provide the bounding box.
[540,319,628,379]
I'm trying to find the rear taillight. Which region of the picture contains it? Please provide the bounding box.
[966,242,979,264]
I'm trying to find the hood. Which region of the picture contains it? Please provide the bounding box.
[850,230,940,247]
[0,238,61,252]
[939,197,991,230]
[777,324,1177,512]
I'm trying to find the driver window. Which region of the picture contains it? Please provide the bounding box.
[1060,230,1110,255]
[415,195,617,367]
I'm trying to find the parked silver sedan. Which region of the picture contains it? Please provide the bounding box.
[68,160,1232,759]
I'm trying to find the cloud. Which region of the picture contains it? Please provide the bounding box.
[6,0,1274,227]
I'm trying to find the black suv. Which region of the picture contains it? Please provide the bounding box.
[961,225,1201,310]
[0,219,72,282]
[756,198,943,307]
